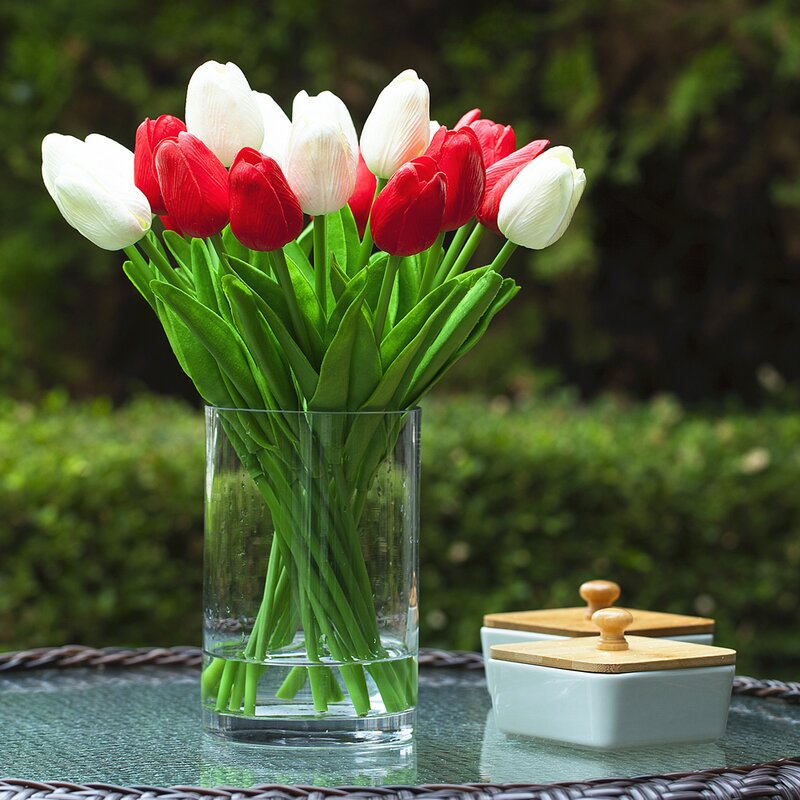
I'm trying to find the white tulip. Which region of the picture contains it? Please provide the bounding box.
[285,90,358,216]
[185,60,263,167]
[497,146,586,250]
[42,133,151,251]
[360,69,430,179]
[254,91,292,168]
[429,120,441,144]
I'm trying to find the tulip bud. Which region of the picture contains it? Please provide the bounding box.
[285,90,358,215]
[361,69,430,179]
[347,151,377,238]
[497,146,586,250]
[229,148,304,251]
[424,126,485,231]
[477,138,550,234]
[185,61,264,167]
[254,91,292,169]
[42,132,152,250]
[134,115,186,215]
[155,132,229,238]
[370,156,446,257]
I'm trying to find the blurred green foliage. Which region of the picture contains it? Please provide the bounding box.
[2,0,800,400]
[2,393,798,679]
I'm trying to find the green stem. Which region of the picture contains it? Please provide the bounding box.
[434,221,474,284]
[417,231,446,300]
[445,223,486,281]
[137,236,181,287]
[276,666,308,700]
[373,254,401,341]
[313,215,328,316]
[269,249,313,355]
[490,239,518,273]
[355,178,387,272]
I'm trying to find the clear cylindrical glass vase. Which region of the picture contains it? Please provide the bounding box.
[202,407,420,746]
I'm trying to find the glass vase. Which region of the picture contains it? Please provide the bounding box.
[202,407,420,745]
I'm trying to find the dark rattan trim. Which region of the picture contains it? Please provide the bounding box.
[0,645,797,703]
[1,757,800,800]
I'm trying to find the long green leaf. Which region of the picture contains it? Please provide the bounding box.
[222,274,320,400]
[162,230,191,268]
[283,240,314,285]
[151,280,263,410]
[310,292,380,411]
[327,205,360,276]
[224,279,298,410]
[191,238,220,314]
[405,270,503,404]
[123,259,157,312]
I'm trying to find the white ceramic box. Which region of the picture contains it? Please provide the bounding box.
[488,609,735,750]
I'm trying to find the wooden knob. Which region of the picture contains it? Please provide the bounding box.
[579,579,621,619]
[592,608,633,651]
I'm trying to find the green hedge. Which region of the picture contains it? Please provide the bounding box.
[2,393,799,678]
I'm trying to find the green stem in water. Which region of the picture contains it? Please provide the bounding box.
[434,221,474,284]
[355,178,387,272]
[417,231,446,300]
[373,254,401,341]
[445,223,486,281]
[313,214,328,316]
[269,249,313,355]
[490,239,518,273]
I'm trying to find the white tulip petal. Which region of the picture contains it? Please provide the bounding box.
[429,120,440,144]
[42,133,86,210]
[55,165,151,250]
[545,167,586,247]
[185,60,264,167]
[360,69,430,178]
[498,157,576,249]
[254,91,292,168]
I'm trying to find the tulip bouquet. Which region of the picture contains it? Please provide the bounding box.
[42,61,585,721]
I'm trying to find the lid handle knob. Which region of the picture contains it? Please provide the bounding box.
[592,607,633,651]
[579,579,621,619]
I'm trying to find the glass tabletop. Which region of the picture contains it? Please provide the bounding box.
[0,666,798,787]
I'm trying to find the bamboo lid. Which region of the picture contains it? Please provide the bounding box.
[483,579,714,637]
[490,608,735,674]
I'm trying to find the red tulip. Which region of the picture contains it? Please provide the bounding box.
[455,108,482,128]
[134,115,186,215]
[160,215,185,236]
[477,138,550,234]
[424,126,485,231]
[348,151,377,238]
[154,132,229,238]
[455,109,516,168]
[228,148,303,251]
[370,156,446,257]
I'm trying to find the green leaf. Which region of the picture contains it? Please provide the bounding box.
[310,292,381,411]
[329,253,349,303]
[152,297,232,408]
[222,225,252,264]
[190,239,221,316]
[380,270,488,369]
[225,255,325,367]
[222,275,320,400]
[162,230,191,268]
[283,240,314,285]
[454,278,520,360]
[151,280,263,410]
[405,270,503,404]
[395,254,422,323]
[224,279,298,409]
[327,257,387,340]
[327,205,360,276]
[123,259,157,312]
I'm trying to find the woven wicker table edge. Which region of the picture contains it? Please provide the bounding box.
[1,646,800,800]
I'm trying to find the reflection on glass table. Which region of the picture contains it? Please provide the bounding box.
[0,666,798,786]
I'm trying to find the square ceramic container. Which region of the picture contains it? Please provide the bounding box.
[489,609,735,749]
